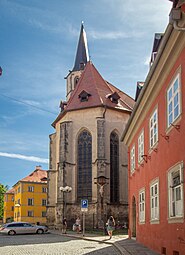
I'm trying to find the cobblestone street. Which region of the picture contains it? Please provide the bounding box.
[0,233,119,255]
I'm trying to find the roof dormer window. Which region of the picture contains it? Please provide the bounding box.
[59,100,67,112]
[107,92,120,104]
[78,90,91,102]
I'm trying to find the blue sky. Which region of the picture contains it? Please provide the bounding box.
[0,0,172,189]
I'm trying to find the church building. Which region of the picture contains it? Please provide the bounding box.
[47,23,135,229]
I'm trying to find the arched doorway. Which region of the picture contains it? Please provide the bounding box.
[132,196,136,237]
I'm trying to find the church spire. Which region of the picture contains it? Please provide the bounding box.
[73,22,89,71]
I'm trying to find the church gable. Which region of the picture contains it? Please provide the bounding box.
[61,61,134,113]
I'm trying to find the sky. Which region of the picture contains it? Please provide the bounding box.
[0,0,173,189]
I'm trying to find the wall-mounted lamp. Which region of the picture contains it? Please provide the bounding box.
[60,186,72,218]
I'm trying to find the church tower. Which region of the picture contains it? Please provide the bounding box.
[47,23,135,230]
[66,22,89,100]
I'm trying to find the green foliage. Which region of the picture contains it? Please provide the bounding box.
[0,184,8,220]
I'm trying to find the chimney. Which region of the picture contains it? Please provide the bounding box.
[35,165,42,171]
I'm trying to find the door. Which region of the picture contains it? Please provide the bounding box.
[23,223,36,233]
[132,196,136,237]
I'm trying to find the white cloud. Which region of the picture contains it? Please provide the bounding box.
[89,30,143,40]
[0,152,49,163]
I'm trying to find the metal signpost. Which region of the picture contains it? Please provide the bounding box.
[81,199,88,236]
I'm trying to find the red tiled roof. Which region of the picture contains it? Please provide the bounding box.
[52,61,135,127]
[6,188,15,194]
[20,166,47,184]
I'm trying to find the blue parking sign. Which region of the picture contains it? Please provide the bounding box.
[81,199,88,208]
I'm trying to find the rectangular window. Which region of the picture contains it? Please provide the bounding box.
[42,187,47,193]
[28,211,34,217]
[167,73,181,127]
[42,199,47,206]
[11,206,14,211]
[28,186,34,192]
[168,162,184,219]
[130,145,135,173]
[138,131,144,163]
[150,180,159,221]
[139,189,145,223]
[150,109,158,148]
[18,187,20,193]
[42,211,46,217]
[28,198,34,206]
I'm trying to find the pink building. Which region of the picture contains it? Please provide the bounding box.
[122,2,185,254]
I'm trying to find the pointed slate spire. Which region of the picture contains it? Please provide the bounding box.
[73,22,89,71]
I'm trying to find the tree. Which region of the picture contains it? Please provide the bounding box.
[0,184,8,220]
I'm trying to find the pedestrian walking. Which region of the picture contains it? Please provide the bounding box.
[106,216,115,239]
[62,217,67,234]
[74,216,81,233]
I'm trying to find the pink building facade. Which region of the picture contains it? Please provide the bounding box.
[122,2,185,255]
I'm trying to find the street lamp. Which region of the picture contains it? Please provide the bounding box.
[94,175,109,234]
[59,186,72,219]
[15,204,20,222]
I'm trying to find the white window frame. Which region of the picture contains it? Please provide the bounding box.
[28,198,34,206]
[42,187,47,193]
[168,162,184,220]
[28,186,34,192]
[42,199,47,206]
[150,109,158,148]
[28,211,34,217]
[138,130,144,163]
[130,145,135,174]
[167,73,181,128]
[42,211,47,217]
[150,179,159,221]
[139,189,145,223]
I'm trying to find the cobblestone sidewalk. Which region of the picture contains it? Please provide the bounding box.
[51,230,159,255]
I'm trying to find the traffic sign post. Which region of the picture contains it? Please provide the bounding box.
[81,199,88,209]
[81,199,88,236]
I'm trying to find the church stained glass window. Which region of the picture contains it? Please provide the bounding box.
[110,131,119,203]
[77,130,92,201]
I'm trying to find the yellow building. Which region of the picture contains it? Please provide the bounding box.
[4,166,48,225]
[3,188,14,223]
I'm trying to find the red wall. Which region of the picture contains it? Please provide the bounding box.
[128,47,185,254]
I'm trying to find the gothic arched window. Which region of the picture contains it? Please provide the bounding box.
[77,130,92,201]
[74,76,79,88]
[110,131,119,203]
